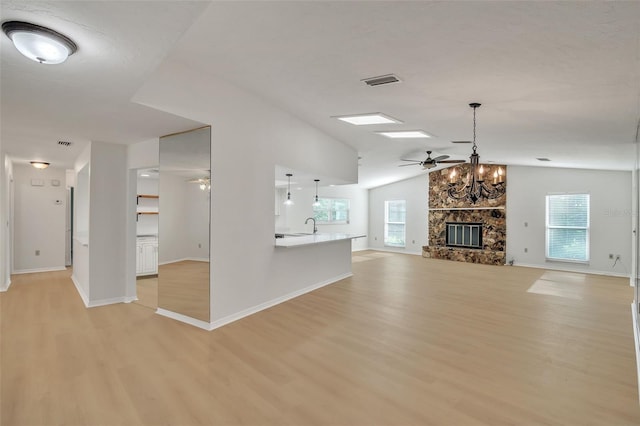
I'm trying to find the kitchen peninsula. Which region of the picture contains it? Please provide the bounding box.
[275,233,365,248]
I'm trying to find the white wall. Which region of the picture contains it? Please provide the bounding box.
[368,174,429,255]
[0,154,13,290]
[12,164,67,273]
[277,184,368,251]
[71,142,129,306]
[134,57,358,324]
[506,166,632,276]
[158,172,190,263]
[185,183,210,260]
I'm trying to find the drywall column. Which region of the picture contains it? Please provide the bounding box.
[71,142,129,306]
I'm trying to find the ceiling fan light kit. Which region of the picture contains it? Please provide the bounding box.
[447,103,505,204]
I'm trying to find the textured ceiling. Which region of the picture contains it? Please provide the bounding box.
[1,1,639,187]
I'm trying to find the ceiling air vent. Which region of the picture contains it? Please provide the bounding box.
[537,157,551,162]
[58,141,72,147]
[361,74,402,87]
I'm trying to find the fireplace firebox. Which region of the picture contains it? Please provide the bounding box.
[446,222,483,249]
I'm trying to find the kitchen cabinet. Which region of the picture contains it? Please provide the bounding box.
[136,236,158,276]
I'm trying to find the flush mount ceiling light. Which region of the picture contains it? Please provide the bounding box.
[283,173,294,205]
[30,161,50,169]
[333,113,402,126]
[2,21,77,64]
[377,130,432,139]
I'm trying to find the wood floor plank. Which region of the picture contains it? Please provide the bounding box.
[1,252,639,425]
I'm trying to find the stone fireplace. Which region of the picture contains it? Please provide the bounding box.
[423,164,507,265]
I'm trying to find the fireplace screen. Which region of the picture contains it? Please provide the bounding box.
[446,222,483,249]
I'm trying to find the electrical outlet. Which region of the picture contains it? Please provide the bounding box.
[35,250,40,256]
[609,253,614,259]
[412,240,415,244]
[524,248,528,253]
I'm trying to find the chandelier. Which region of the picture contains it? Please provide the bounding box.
[447,103,505,204]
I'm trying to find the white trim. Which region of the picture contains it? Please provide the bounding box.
[369,247,423,256]
[87,296,134,308]
[0,278,11,292]
[512,262,629,278]
[631,303,640,404]
[12,266,66,275]
[156,308,212,330]
[208,272,353,331]
[155,272,353,331]
[71,274,89,307]
[158,257,209,266]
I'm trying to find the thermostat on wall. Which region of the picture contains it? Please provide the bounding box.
[51,179,60,187]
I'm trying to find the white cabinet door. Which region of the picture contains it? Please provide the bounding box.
[136,238,158,276]
[141,243,158,274]
[136,244,143,274]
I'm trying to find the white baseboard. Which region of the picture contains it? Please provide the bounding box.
[364,247,423,256]
[156,308,212,331]
[208,272,353,331]
[71,274,132,308]
[158,257,210,266]
[12,266,66,275]
[154,272,353,331]
[513,262,629,278]
[0,278,11,292]
[87,296,134,308]
[632,303,640,404]
[71,274,90,307]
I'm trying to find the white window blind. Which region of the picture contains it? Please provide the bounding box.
[545,193,590,262]
[384,200,406,247]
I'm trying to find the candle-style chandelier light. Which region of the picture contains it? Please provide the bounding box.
[447,103,505,204]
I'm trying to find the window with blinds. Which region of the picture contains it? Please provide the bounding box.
[384,200,406,247]
[545,193,590,262]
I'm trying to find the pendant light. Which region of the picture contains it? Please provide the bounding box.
[2,21,77,64]
[283,173,294,205]
[312,179,321,207]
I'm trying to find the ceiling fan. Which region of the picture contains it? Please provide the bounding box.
[399,150,465,169]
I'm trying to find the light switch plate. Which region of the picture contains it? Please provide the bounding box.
[30,179,44,187]
[51,179,61,187]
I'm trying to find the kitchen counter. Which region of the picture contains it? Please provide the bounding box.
[275,233,365,248]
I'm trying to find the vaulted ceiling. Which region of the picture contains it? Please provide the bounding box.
[2,1,639,188]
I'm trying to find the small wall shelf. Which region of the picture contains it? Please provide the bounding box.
[137,194,159,204]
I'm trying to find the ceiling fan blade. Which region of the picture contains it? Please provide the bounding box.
[432,155,449,162]
[451,140,472,144]
[438,159,466,164]
[400,158,422,162]
[398,163,421,167]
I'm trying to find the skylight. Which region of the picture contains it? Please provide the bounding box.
[376,130,432,139]
[333,113,402,126]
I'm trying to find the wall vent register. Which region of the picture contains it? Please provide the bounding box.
[446,222,483,249]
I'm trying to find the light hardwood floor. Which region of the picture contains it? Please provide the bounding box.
[2,252,639,425]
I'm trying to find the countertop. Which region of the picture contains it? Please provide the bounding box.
[275,233,365,248]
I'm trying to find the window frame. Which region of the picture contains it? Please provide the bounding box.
[545,192,590,264]
[384,200,406,248]
[313,197,350,225]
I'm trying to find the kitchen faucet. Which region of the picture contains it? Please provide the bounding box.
[305,217,318,234]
